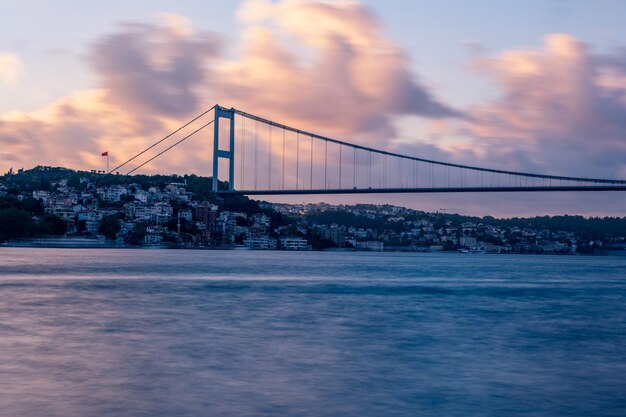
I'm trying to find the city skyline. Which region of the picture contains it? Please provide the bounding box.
[1,0,625,216]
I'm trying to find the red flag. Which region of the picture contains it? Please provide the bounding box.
[101,151,108,157]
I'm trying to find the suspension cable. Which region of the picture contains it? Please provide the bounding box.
[109,107,215,174]
[125,120,214,176]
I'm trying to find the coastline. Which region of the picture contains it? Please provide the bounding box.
[2,239,623,256]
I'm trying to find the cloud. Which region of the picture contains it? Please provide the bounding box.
[0,0,459,178]
[0,53,23,86]
[215,0,461,142]
[375,33,626,216]
[0,20,220,174]
[452,34,626,180]
[90,17,220,118]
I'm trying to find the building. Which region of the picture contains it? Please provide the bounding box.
[98,185,127,202]
[243,237,277,250]
[178,209,193,222]
[77,210,99,222]
[280,237,310,250]
[460,236,477,248]
[194,203,219,231]
[144,234,163,244]
[134,190,149,203]
[154,202,173,224]
[32,190,51,203]
[355,241,384,251]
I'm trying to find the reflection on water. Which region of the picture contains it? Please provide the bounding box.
[0,248,625,417]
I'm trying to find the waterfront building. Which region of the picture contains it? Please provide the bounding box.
[280,237,310,250]
[355,241,384,251]
[243,237,277,250]
[460,236,478,248]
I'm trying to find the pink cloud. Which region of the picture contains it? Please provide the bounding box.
[0,17,220,174]
[217,0,460,142]
[0,1,459,176]
[458,34,626,179]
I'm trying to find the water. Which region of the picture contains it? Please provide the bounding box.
[0,248,625,417]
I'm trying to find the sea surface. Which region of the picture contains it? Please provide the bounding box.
[0,248,625,417]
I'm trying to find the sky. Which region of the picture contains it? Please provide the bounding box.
[1,0,625,216]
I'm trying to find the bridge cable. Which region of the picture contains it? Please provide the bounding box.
[230,106,626,187]
[353,148,356,189]
[268,125,272,189]
[368,152,372,189]
[108,107,215,175]
[296,132,300,190]
[383,154,386,188]
[241,115,246,189]
[282,129,286,190]
[339,145,342,189]
[254,120,258,190]
[125,120,214,176]
[324,140,328,190]
[310,135,313,190]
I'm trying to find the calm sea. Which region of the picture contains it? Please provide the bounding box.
[0,248,625,417]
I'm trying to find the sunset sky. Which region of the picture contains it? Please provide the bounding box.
[1,0,625,216]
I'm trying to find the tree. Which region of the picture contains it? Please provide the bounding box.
[125,222,147,246]
[307,228,336,250]
[287,224,299,236]
[99,215,121,240]
[67,176,82,190]
[0,208,34,242]
[39,215,67,235]
[120,194,135,203]
[442,240,456,251]
[20,198,44,216]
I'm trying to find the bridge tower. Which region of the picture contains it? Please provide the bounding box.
[212,106,235,192]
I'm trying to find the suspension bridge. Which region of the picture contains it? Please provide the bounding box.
[109,105,626,195]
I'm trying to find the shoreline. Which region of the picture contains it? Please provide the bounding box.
[1,242,622,256]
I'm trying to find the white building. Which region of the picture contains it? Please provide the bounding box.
[154,202,173,224]
[144,234,163,244]
[98,185,127,202]
[32,190,51,203]
[460,236,477,248]
[134,190,149,203]
[85,220,99,234]
[244,237,277,250]
[77,210,99,222]
[280,237,310,250]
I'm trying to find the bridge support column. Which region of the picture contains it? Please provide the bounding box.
[212,106,235,192]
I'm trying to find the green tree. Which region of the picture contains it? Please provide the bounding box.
[39,215,67,235]
[76,220,87,233]
[287,224,299,236]
[0,208,34,242]
[99,215,121,240]
[125,222,148,246]
[20,198,44,216]
[67,176,82,190]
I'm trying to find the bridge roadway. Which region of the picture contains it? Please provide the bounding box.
[218,185,626,195]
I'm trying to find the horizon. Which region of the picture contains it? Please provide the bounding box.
[1,0,625,216]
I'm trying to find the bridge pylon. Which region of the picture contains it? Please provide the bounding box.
[212,105,235,192]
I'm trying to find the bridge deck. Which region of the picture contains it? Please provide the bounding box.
[218,186,626,195]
